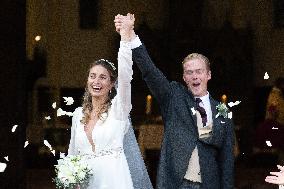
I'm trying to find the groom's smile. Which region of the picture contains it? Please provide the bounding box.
[183,58,211,97]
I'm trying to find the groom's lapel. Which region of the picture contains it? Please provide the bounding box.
[211,98,219,130]
[210,97,223,140]
[185,95,198,134]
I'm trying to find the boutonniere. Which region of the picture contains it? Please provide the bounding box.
[216,102,232,119]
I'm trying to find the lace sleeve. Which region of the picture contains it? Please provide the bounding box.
[67,108,80,155]
[113,41,133,121]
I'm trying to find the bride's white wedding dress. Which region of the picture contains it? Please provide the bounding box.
[68,41,134,189]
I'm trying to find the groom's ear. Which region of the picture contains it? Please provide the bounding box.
[207,70,211,80]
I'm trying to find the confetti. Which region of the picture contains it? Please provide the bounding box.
[4,156,9,162]
[63,97,74,106]
[57,108,73,117]
[57,108,64,117]
[228,112,233,119]
[272,127,278,130]
[266,140,272,147]
[24,141,29,148]
[44,140,56,155]
[228,101,241,107]
[11,125,18,132]
[221,121,225,124]
[44,140,53,151]
[65,111,74,117]
[264,72,269,80]
[52,102,56,109]
[0,162,7,172]
[191,107,196,115]
[51,150,55,156]
[45,116,51,120]
[215,113,220,118]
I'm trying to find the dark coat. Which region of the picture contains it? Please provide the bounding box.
[132,44,235,189]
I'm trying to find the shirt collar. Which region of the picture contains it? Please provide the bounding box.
[195,92,209,101]
[195,92,210,108]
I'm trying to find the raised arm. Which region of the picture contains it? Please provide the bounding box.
[131,38,171,105]
[67,108,80,155]
[114,14,171,105]
[113,14,133,121]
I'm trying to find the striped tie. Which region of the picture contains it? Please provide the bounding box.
[196,98,207,127]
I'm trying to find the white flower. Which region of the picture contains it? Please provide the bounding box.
[78,171,86,180]
[54,155,92,188]
[60,152,66,159]
[63,97,74,106]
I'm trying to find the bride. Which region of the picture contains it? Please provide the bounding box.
[67,14,152,189]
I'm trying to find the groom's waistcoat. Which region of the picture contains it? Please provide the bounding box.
[184,109,213,182]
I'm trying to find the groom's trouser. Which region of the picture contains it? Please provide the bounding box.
[180,179,201,189]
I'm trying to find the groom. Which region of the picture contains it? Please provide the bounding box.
[115,14,234,189]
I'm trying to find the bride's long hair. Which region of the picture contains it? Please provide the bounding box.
[80,59,117,125]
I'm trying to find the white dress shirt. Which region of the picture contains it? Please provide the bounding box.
[195,92,212,127]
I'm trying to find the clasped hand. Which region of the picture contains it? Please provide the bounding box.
[114,13,136,41]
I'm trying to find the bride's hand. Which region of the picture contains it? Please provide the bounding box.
[114,13,135,41]
[114,14,123,33]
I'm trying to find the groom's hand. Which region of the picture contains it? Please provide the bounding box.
[114,13,136,41]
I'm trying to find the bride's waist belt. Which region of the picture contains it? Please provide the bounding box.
[82,147,123,158]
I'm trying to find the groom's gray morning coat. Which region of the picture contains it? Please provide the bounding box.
[132,44,234,189]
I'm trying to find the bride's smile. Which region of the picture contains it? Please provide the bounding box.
[87,65,114,98]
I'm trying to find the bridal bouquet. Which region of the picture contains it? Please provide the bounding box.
[53,154,92,189]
